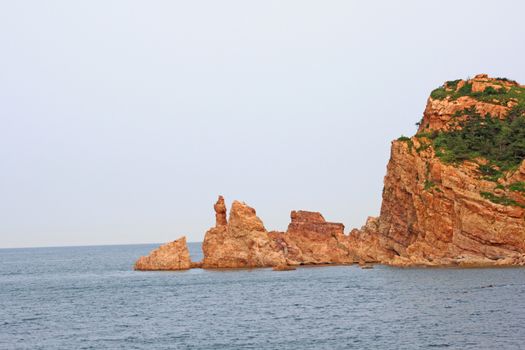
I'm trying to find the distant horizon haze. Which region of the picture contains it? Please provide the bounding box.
[1,1,524,248]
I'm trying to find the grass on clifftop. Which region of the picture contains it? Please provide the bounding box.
[430,79,525,106]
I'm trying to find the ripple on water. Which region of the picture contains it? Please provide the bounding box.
[0,245,524,349]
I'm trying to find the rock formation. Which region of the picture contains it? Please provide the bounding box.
[350,74,525,266]
[201,197,359,268]
[201,198,287,268]
[135,74,525,270]
[214,195,227,226]
[269,210,355,265]
[134,236,192,270]
[418,75,518,133]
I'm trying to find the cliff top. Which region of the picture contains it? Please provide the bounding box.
[429,74,525,106]
[417,74,525,134]
[397,74,525,183]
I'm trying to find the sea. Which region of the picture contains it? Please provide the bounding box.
[1,243,524,349]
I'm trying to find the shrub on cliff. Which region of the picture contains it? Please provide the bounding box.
[430,79,525,106]
[432,107,525,172]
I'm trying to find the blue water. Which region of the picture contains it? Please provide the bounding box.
[1,244,525,349]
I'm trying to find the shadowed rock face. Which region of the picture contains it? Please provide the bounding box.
[134,237,191,270]
[351,74,525,267]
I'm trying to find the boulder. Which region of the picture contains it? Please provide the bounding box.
[134,236,191,270]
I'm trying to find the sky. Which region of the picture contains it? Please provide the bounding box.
[1,1,524,248]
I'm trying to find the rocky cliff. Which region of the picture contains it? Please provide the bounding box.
[135,74,525,270]
[350,74,525,266]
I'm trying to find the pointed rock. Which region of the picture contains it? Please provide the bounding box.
[202,199,285,268]
[214,195,227,227]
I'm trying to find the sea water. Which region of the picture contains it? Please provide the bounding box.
[1,243,524,349]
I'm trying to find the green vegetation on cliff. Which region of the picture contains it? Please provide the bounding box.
[429,107,525,173]
[430,79,525,106]
[480,191,525,208]
[405,76,525,207]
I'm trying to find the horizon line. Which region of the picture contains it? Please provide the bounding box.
[0,241,204,250]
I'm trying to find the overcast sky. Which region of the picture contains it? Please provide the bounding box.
[1,1,524,248]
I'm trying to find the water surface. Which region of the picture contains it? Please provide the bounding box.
[1,243,524,349]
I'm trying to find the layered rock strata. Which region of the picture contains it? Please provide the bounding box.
[269,210,355,265]
[201,199,358,268]
[351,74,525,266]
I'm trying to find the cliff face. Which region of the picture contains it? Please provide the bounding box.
[351,74,525,266]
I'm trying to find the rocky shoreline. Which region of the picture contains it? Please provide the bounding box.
[135,75,525,271]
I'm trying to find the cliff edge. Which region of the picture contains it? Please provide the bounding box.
[351,74,525,266]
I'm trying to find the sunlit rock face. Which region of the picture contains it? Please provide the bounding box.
[136,75,525,269]
[134,236,192,270]
[202,198,357,268]
[269,210,355,265]
[350,74,525,267]
[201,198,286,268]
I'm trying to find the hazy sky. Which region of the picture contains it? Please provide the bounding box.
[1,1,524,248]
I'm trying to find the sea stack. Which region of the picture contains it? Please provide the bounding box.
[201,198,287,268]
[134,236,192,270]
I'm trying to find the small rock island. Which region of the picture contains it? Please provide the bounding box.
[135,74,525,270]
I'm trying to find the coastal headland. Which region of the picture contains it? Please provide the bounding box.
[136,75,525,270]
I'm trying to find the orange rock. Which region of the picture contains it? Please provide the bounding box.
[202,199,357,268]
[272,264,296,271]
[202,198,286,268]
[136,75,525,270]
[351,75,525,267]
[418,75,518,133]
[214,195,227,227]
[134,236,191,270]
[270,210,355,265]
